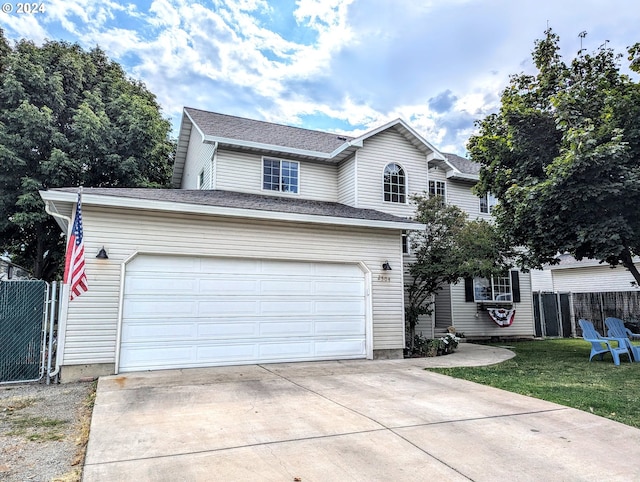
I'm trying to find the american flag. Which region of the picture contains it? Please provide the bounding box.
[63,192,88,300]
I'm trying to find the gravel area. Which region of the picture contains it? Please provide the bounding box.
[0,380,95,482]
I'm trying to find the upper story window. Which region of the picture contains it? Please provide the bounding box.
[480,193,497,214]
[428,180,446,203]
[263,158,299,194]
[383,163,406,203]
[197,170,205,189]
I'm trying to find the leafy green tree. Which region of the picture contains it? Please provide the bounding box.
[405,194,513,345]
[469,29,640,285]
[0,29,175,280]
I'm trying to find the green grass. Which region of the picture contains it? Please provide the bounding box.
[428,339,640,428]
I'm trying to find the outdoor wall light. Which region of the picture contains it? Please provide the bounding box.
[96,247,109,259]
[382,261,392,271]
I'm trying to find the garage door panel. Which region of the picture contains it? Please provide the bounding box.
[120,256,367,372]
[314,263,361,277]
[200,258,260,274]
[315,300,365,316]
[123,300,197,318]
[258,341,313,358]
[259,321,313,336]
[123,321,197,340]
[260,279,312,294]
[196,322,258,338]
[315,319,366,335]
[198,300,260,316]
[315,339,366,356]
[126,276,197,294]
[199,278,259,293]
[120,345,193,367]
[129,255,199,272]
[195,343,258,362]
[259,301,313,315]
[261,260,313,275]
[315,280,364,296]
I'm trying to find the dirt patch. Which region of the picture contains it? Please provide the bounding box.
[0,381,96,482]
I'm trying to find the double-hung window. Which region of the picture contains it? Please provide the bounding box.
[480,193,497,214]
[263,158,299,193]
[428,180,446,203]
[473,275,512,302]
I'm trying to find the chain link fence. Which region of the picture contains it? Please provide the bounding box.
[0,280,48,383]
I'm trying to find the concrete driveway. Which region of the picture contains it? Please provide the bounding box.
[83,344,640,481]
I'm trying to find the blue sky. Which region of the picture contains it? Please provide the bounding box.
[1,0,639,155]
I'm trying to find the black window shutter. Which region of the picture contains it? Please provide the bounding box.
[464,277,474,302]
[511,271,521,303]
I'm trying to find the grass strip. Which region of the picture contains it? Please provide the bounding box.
[428,339,640,428]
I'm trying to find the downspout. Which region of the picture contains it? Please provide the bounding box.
[210,141,218,190]
[44,200,71,379]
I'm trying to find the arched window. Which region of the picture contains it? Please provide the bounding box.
[383,163,406,203]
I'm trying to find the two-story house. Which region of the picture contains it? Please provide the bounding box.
[40,107,534,381]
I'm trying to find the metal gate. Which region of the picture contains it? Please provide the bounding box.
[0,280,49,383]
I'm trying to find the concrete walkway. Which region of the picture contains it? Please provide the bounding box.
[83,344,640,481]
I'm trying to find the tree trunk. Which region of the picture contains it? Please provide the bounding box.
[621,247,640,287]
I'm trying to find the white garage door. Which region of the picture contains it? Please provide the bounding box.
[119,255,367,372]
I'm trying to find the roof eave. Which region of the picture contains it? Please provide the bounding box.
[39,190,424,231]
[445,171,479,182]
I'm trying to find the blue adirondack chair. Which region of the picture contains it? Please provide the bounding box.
[577,319,631,366]
[605,317,640,362]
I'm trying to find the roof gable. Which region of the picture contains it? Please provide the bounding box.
[172,108,447,187]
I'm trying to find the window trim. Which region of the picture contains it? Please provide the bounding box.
[402,230,410,255]
[428,179,447,202]
[382,162,408,204]
[197,169,205,190]
[262,157,300,194]
[479,192,497,214]
[472,274,513,303]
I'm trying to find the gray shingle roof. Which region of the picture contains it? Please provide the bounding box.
[185,108,353,155]
[55,187,418,224]
[444,152,480,175]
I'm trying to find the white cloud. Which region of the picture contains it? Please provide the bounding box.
[1,0,639,155]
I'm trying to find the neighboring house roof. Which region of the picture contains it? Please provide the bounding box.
[544,253,640,270]
[42,188,423,231]
[0,259,31,280]
[173,108,447,188]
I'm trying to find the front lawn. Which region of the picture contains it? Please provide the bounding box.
[429,339,640,428]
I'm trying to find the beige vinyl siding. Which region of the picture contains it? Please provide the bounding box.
[530,269,554,292]
[181,128,215,189]
[449,271,535,337]
[434,285,453,332]
[63,206,405,365]
[338,157,357,206]
[214,149,338,201]
[551,265,640,293]
[446,180,493,221]
[356,128,428,217]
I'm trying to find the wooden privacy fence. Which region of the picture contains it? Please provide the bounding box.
[533,290,640,337]
[572,291,640,335]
